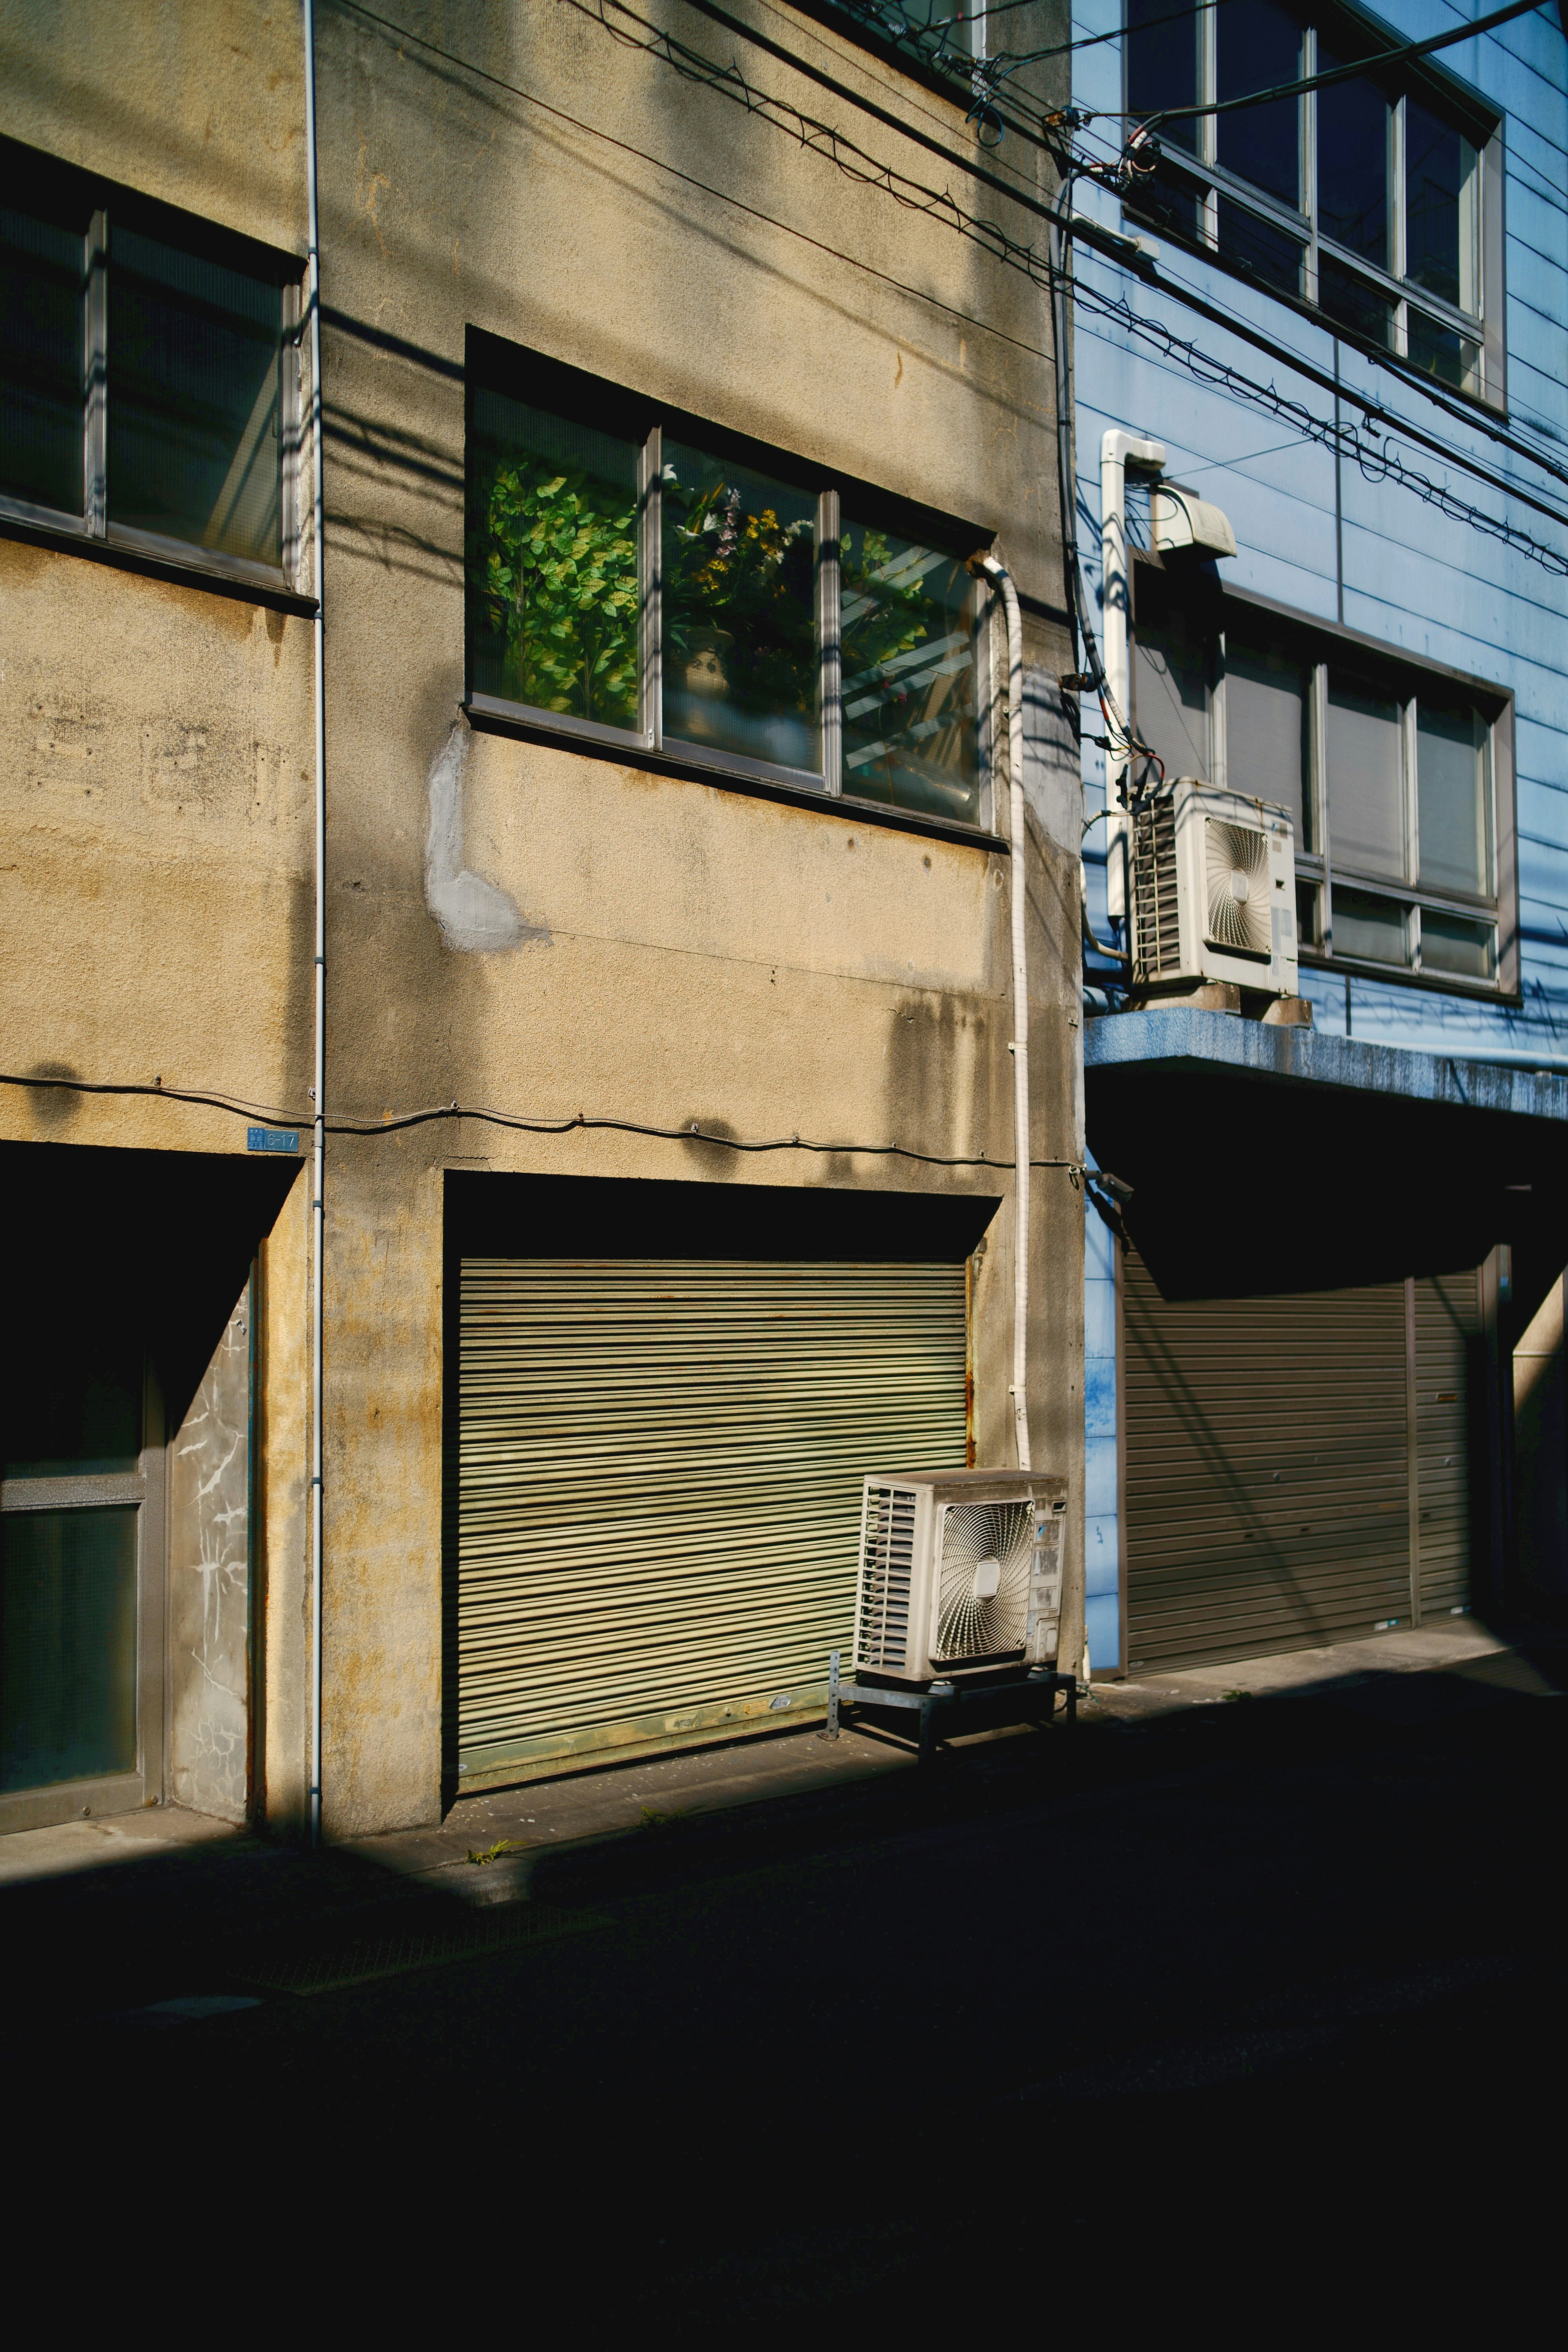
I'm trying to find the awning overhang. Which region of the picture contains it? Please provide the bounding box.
[1085,1009,1568,1300]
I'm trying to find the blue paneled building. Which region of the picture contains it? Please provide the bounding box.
[1071,2,1568,1672]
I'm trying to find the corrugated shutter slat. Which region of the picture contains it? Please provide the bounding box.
[454,1258,967,1782]
[1124,1252,1411,1673]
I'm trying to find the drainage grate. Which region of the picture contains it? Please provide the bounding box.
[236,1903,608,1997]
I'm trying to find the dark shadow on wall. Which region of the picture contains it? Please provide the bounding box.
[0,1138,299,1442]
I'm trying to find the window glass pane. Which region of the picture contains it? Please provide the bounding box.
[468,390,642,730]
[1129,0,1199,155]
[1133,601,1210,783]
[0,200,86,514]
[108,227,283,564]
[824,1,972,71]
[1224,633,1310,847]
[1417,699,1491,896]
[1216,0,1301,208]
[1125,153,1206,241]
[1405,101,1478,314]
[878,0,971,51]
[663,444,819,774]
[1216,197,1304,296]
[1296,879,1320,948]
[1316,56,1388,266]
[1317,258,1394,347]
[839,526,979,821]
[1332,887,1409,965]
[1420,909,1494,979]
[1406,307,1480,395]
[1327,673,1404,878]
[1,1506,137,1791]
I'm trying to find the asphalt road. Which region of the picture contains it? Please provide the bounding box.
[9,1643,1563,2314]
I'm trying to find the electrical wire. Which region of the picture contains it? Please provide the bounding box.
[553,0,1568,557]
[0,1067,1084,1176]
[1007,0,1552,129]
[717,2,1568,499]
[354,0,1568,519]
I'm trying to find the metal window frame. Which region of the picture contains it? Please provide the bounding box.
[0,176,305,598]
[1124,0,1503,408]
[1138,557,1517,1001]
[0,1360,167,1837]
[467,376,994,830]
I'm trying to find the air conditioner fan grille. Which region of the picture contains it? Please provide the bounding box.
[934,1500,1032,1662]
[1204,817,1272,956]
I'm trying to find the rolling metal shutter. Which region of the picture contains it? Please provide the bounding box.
[1123,1250,1412,1673]
[1413,1270,1480,1619]
[454,1258,968,1784]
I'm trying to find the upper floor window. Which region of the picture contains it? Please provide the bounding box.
[466,339,988,826]
[0,139,300,585]
[1125,2,1500,405]
[1131,562,1514,994]
[804,3,981,91]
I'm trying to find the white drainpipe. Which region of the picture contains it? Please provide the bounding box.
[1100,430,1165,923]
[980,557,1032,1474]
[304,0,327,1847]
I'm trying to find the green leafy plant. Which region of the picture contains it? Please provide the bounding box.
[466,1836,527,1866]
[662,474,816,717]
[479,457,640,727]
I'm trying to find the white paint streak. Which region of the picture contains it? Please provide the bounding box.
[424,718,547,953]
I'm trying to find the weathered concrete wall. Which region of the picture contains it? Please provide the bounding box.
[168,1289,251,1821]
[0,3,314,1825]
[307,2,1078,1832]
[2,1,1082,1837]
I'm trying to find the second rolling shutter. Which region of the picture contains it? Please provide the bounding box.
[1123,1253,1483,1673]
[1123,1251,1411,1673]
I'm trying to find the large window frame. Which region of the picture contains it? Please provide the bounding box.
[0,1360,166,1836]
[1129,557,1518,1001]
[465,337,997,836]
[0,136,307,599]
[1123,1,1506,411]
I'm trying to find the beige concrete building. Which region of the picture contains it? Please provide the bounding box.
[0,0,1085,1840]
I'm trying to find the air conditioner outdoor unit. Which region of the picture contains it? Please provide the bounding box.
[855,1468,1069,1686]
[1131,775,1298,996]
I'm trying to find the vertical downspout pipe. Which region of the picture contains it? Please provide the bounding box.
[979,557,1031,1474]
[1098,430,1165,923]
[303,0,326,1847]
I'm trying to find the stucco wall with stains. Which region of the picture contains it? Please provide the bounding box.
[2,0,1086,1839]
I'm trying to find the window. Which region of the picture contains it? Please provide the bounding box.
[805,2,980,91]
[1130,562,1511,992]
[0,140,299,583]
[466,345,987,825]
[1,1266,163,1825]
[1125,2,1499,404]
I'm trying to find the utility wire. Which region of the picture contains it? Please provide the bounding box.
[565,0,1568,562]
[0,1067,1082,1174]
[346,0,1568,573]
[585,0,1568,502]
[1038,0,1551,127]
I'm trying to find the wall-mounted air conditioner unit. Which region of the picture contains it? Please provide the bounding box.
[855,1469,1069,1685]
[1131,776,1298,996]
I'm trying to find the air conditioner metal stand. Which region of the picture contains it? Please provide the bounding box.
[821,1649,1077,1764]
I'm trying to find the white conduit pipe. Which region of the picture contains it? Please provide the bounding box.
[1098,430,1165,922]
[303,0,327,1848]
[980,557,1031,1474]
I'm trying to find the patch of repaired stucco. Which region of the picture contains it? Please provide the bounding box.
[425,718,547,952]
